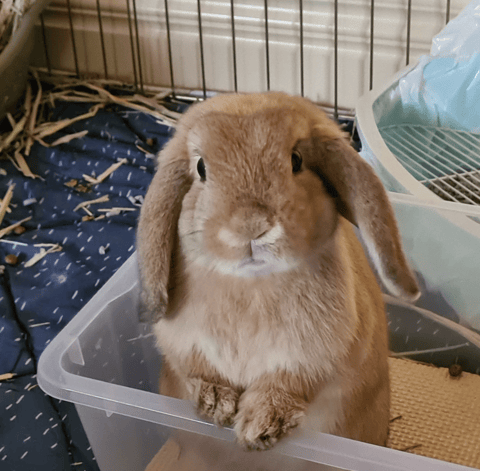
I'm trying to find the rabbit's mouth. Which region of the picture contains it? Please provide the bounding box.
[233,251,297,277]
[238,257,267,269]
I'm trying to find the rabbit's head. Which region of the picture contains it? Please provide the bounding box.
[137,92,420,322]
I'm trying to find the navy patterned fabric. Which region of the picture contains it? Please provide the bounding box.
[0,98,174,471]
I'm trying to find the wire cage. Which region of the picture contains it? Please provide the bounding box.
[33,0,467,120]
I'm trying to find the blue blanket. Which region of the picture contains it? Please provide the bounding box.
[0,97,174,471]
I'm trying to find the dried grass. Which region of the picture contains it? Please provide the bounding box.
[73,195,110,212]
[0,185,15,226]
[0,70,178,182]
[0,373,16,381]
[24,243,62,267]
[0,216,32,239]
[83,158,128,185]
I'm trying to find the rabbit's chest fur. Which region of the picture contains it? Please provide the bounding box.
[154,266,354,389]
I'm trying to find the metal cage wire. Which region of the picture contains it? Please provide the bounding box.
[38,0,454,118]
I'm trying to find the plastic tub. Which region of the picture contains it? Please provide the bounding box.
[0,0,52,121]
[38,195,480,471]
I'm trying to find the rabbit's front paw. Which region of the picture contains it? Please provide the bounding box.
[234,389,305,450]
[188,379,239,426]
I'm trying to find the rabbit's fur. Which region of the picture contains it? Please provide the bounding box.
[136,92,420,450]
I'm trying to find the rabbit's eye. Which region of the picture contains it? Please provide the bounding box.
[197,158,206,181]
[291,151,302,174]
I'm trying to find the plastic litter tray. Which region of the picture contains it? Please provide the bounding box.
[37,194,480,471]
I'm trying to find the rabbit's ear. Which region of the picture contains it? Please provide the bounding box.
[136,135,192,323]
[299,135,420,302]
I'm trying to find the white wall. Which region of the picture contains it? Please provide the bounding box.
[33,0,470,110]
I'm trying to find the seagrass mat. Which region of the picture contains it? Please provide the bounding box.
[388,357,480,469]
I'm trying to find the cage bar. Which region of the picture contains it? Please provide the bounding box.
[446,0,451,23]
[369,0,374,90]
[132,0,145,93]
[65,0,79,76]
[406,0,412,66]
[334,0,338,120]
[40,13,51,74]
[95,0,108,79]
[164,0,176,95]
[125,0,139,91]
[196,0,207,99]
[264,0,270,91]
[299,0,304,97]
[230,0,238,92]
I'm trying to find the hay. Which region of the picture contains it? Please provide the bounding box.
[0,70,179,182]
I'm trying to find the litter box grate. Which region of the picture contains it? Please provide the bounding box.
[379,124,480,205]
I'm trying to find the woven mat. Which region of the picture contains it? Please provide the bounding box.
[388,357,480,468]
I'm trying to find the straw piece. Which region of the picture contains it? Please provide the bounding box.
[136,144,155,157]
[83,158,127,185]
[0,114,27,152]
[0,373,16,381]
[24,248,47,267]
[0,199,12,213]
[132,94,182,120]
[34,105,101,140]
[82,175,99,184]
[24,244,62,268]
[82,83,176,125]
[0,216,32,239]
[81,206,93,216]
[49,130,88,147]
[0,169,6,176]
[6,113,16,129]
[34,243,62,248]
[14,150,40,179]
[0,184,14,226]
[74,195,109,212]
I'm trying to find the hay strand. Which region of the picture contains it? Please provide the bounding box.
[73,195,109,212]
[0,216,32,239]
[83,158,128,185]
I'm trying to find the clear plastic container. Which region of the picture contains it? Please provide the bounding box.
[38,196,480,471]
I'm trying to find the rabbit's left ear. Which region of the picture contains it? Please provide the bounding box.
[299,134,420,302]
[136,134,193,324]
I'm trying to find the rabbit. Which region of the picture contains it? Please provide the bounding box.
[136,91,420,450]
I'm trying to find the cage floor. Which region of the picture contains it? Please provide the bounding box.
[379,124,480,206]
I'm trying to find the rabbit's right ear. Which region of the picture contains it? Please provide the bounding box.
[136,134,192,323]
[299,134,420,302]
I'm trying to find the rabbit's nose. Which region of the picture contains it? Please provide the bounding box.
[250,239,266,258]
[254,223,284,245]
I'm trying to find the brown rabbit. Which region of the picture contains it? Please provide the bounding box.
[136,92,420,450]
